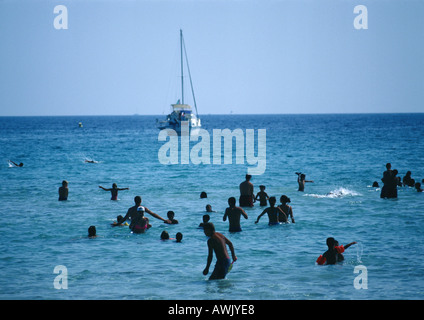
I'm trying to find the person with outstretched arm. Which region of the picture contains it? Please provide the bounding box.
[117,196,169,229]
[316,237,357,265]
[296,172,313,192]
[99,183,129,200]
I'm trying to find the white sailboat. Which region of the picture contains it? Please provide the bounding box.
[156,30,201,132]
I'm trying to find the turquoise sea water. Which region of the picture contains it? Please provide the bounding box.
[0,114,423,300]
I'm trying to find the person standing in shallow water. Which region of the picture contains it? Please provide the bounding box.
[58,180,68,201]
[255,185,269,206]
[99,183,129,200]
[380,163,397,199]
[380,163,392,198]
[203,222,237,280]
[118,196,170,229]
[255,196,287,225]
[223,197,248,232]
[239,174,254,207]
[296,172,313,192]
[278,195,295,223]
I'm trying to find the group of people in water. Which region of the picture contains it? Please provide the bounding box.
[67,172,303,280]
[88,195,183,241]
[55,166,423,280]
[9,158,420,280]
[377,163,424,198]
[198,173,357,278]
[90,172,340,279]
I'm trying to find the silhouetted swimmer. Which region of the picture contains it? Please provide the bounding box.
[161,230,170,240]
[111,215,128,227]
[380,163,397,198]
[58,180,68,201]
[199,214,210,228]
[165,211,179,224]
[118,196,169,229]
[200,191,207,199]
[278,195,295,223]
[88,226,97,239]
[316,237,356,265]
[239,174,254,207]
[372,181,379,187]
[255,196,287,225]
[8,160,23,167]
[403,171,414,187]
[223,197,248,232]
[393,170,402,187]
[296,172,313,192]
[99,183,129,200]
[206,204,215,213]
[176,232,183,243]
[255,185,269,206]
[202,222,237,280]
[415,182,423,192]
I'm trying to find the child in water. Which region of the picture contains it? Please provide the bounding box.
[296,172,313,192]
[316,237,356,265]
[199,214,210,228]
[111,215,129,227]
[88,226,97,239]
[58,180,68,201]
[131,206,150,234]
[165,211,179,224]
[278,195,295,223]
[176,232,183,243]
[255,185,270,206]
[160,230,170,240]
[205,204,215,213]
[99,183,129,200]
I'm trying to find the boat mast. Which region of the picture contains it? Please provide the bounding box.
[182,36,199,118]
[180,29,184,105]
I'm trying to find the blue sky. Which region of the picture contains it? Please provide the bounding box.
[0,0,423,116]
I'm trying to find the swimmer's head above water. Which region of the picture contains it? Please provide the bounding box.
[88,226,97,238]
[228,197,236,207]
[280,195,290,204]
[134,196,142,205]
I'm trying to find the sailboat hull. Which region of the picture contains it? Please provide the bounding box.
[156,116,201,132]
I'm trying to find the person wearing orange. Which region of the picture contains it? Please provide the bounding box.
[316,237,356,265]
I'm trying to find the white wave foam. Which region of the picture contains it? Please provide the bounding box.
[305,187,361,199]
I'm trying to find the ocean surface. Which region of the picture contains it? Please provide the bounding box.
[0,113,423,300]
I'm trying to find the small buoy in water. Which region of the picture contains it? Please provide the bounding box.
[78,122,83,128]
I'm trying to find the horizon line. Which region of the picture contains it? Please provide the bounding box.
[1,111,423,117]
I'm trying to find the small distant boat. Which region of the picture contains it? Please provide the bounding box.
[156,30,201,133]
